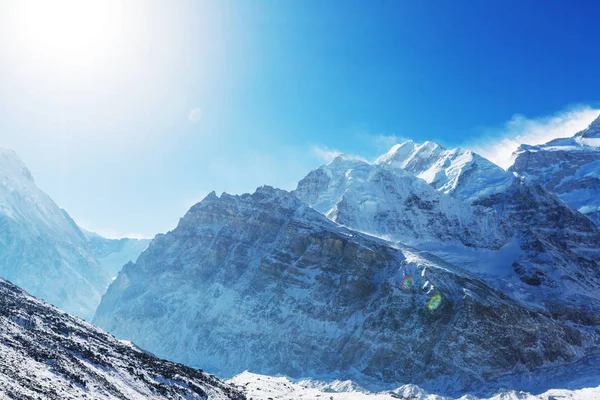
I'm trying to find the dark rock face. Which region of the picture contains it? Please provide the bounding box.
[94,187,599,395]
[474,179,600,305]
[0,278,245,400]
[510,114,600,227]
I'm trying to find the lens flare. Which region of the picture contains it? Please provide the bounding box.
[401,276,414,290]
[427,294,442,310]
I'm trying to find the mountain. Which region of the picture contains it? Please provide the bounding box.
[374,140,513,202]
[295,145,600,320]
[94,187,599,395]
[511,114,600,227]
[0,147,110,319]
[0,277,245,400]
[293,155,512,249]
[82,229,151,278]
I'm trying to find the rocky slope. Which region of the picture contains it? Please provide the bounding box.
[94,187,599,395]
[0,147,110,319]
[0,277,245,400]
[511,114,600,227]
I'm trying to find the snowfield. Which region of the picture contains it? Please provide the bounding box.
[229,371,600,400]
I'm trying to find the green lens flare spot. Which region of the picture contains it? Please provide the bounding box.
[427,294,442,310]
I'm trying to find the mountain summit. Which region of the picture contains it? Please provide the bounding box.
[0,147,110,319]
[511,113,600,226]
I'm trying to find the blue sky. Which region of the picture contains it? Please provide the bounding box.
[0,0,599,237]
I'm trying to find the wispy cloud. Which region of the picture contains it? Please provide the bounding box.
[311,145,343,162]
[370,134,405,152]
[468,105,600,169]
[79,224,154,240]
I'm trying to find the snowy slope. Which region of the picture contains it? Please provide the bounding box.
[375,141,513,202]
[94,187,599,395]
[229,371,600,400]
[82,229,151,278]
[294,155,512,249]
[0,147,110,319]
[511,114,600,226]
[0,277,245,400]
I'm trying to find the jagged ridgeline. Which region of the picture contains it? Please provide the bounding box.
[0,278,245,399]
[94,186,599,395]
[511,114,600,227]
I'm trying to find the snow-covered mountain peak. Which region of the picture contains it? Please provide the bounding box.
[576,113,600,139]
[295,158,512,250]
[0,147,35,183]
[375,140,444,171]
[375,140,416,163]
[0,145,111,318]
[373,141,512,202]
[511,113,600,226]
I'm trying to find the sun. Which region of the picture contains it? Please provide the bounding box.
[7,0,123,67]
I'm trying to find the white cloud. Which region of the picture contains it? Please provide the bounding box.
[188,108,202,123]
[78,224,153,240]
[311,145,343,162]
[371,134,405,152]
[468,106,600,169]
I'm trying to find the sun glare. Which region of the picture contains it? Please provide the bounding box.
[8,0,123,67]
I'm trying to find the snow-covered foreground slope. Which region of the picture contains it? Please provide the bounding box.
[94,187,599,395]
[0,147,110,319]
[0,278,245,400]
[511,114,600,227]
[82,229,151,278]
[229,371,600,400]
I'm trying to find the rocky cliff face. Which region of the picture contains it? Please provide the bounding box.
[0,147,110,319]
[0,278,245,400]
[511,114,600,226]
[94,187,599,395]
